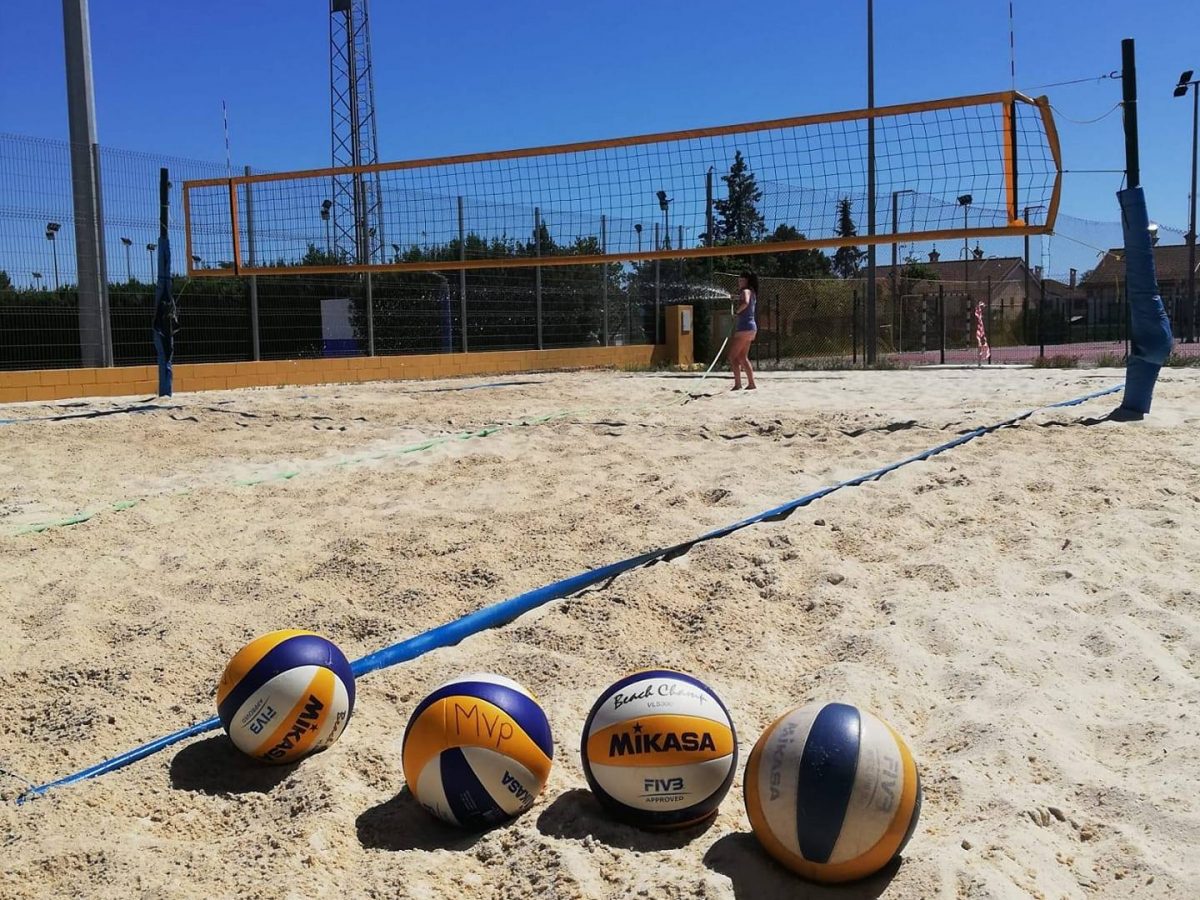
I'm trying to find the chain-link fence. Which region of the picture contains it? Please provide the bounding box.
[3,131,1196,372]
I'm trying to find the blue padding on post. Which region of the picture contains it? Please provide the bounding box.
[16,384,1121,803]
[1118,187,1174,414]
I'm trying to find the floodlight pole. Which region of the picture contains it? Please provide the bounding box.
[62,0,108,366]
[891,189,914,338]
[864,0,878,365]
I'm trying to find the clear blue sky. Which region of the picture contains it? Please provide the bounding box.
[2,0,1197,276]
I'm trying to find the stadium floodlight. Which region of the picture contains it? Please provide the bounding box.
[45,222,61,289]
[120,237,134,281]
[1176,70,1194,98]
[656,191,671,249]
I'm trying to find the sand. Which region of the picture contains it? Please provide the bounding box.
[0,366,1197,899]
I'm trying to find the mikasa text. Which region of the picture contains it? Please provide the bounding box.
[261,694,325,761]
[501,771,535,808]
[767,718,800,801]
[609,728,717,756]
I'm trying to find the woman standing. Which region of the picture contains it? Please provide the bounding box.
[730,271,758,390]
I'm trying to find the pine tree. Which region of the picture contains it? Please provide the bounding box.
[831,197,865,279]
[714,151,766,245]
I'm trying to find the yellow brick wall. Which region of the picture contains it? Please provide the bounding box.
[0,346,667,404]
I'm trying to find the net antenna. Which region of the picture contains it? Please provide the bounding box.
[184,91,1061,277]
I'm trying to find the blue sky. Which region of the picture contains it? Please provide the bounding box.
[2,0,1198,279]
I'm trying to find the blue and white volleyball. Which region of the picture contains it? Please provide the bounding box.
[744,701,922,883]
[401,673,554,829]
[217,629,355,765]
[581,670,737,829]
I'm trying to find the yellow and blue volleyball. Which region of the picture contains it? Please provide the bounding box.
[581,670,737,829]
[744,701,922,884]
[401,673,554,829]
[216,629,355,765]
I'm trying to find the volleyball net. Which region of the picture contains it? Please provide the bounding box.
[183,91,1061,278]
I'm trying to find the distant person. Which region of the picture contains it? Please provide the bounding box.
[730,271,758,390]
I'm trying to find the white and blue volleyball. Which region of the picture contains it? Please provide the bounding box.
[581,670,737,829]
[744,701,922,883]
[217,629,355,765]
[401,673,554,829]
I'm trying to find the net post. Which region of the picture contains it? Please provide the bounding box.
[1005,97,1020,224]
[243,165,260,361]
[458,196,468,352]
[1121,38,1140,188]
[534,207,543,350]
[600,214,608,347]
[654,222,661,345]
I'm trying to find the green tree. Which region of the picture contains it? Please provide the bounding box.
[714,151,766,245]
[0,270,12,293]
[757,224,832,278]
[831,197,865,279]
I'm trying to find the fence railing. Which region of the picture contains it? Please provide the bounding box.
[3,131,1193,374]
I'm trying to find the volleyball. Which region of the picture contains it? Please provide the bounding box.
[401,673,554,829]
[216,629,356,765]
[744,701,922,883]
[580,670,737,829]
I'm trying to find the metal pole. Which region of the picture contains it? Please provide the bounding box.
[1024,206,1031,347]
[706,166,715,284]
[654,222,661,344]
[1121,39,1140,189]
[365,273,374,356]
[891,191,899,342]
[51,239,60,292]
[986,275,992,364]
[459,195,468,352]
[534,207,543,350]
[90,142,112,366]
[939,284,946,364]
[244,165,260,361]
[852,289,858,364]
[1038,264,1045,358]
[1188,84,1198,342]
[865,0,877,365]
[124,243,131,283]
[62,0,106,366]
[775,292,780,366]
[601,214,608,346]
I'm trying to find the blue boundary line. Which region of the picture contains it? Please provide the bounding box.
[16,383,1121,803]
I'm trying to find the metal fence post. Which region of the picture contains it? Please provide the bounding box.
[458,196,467,353]
[775,292,780,365]
[365,273,375,356]
[600,214,608,346]
[653,222,661,345]
[534,207,543,350]
[852,289,858,364]
[939,284,946,365]
[90,142,113,366]
[986,275,992,364]
[244,165,260,361]
[1038,276,1046,358]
